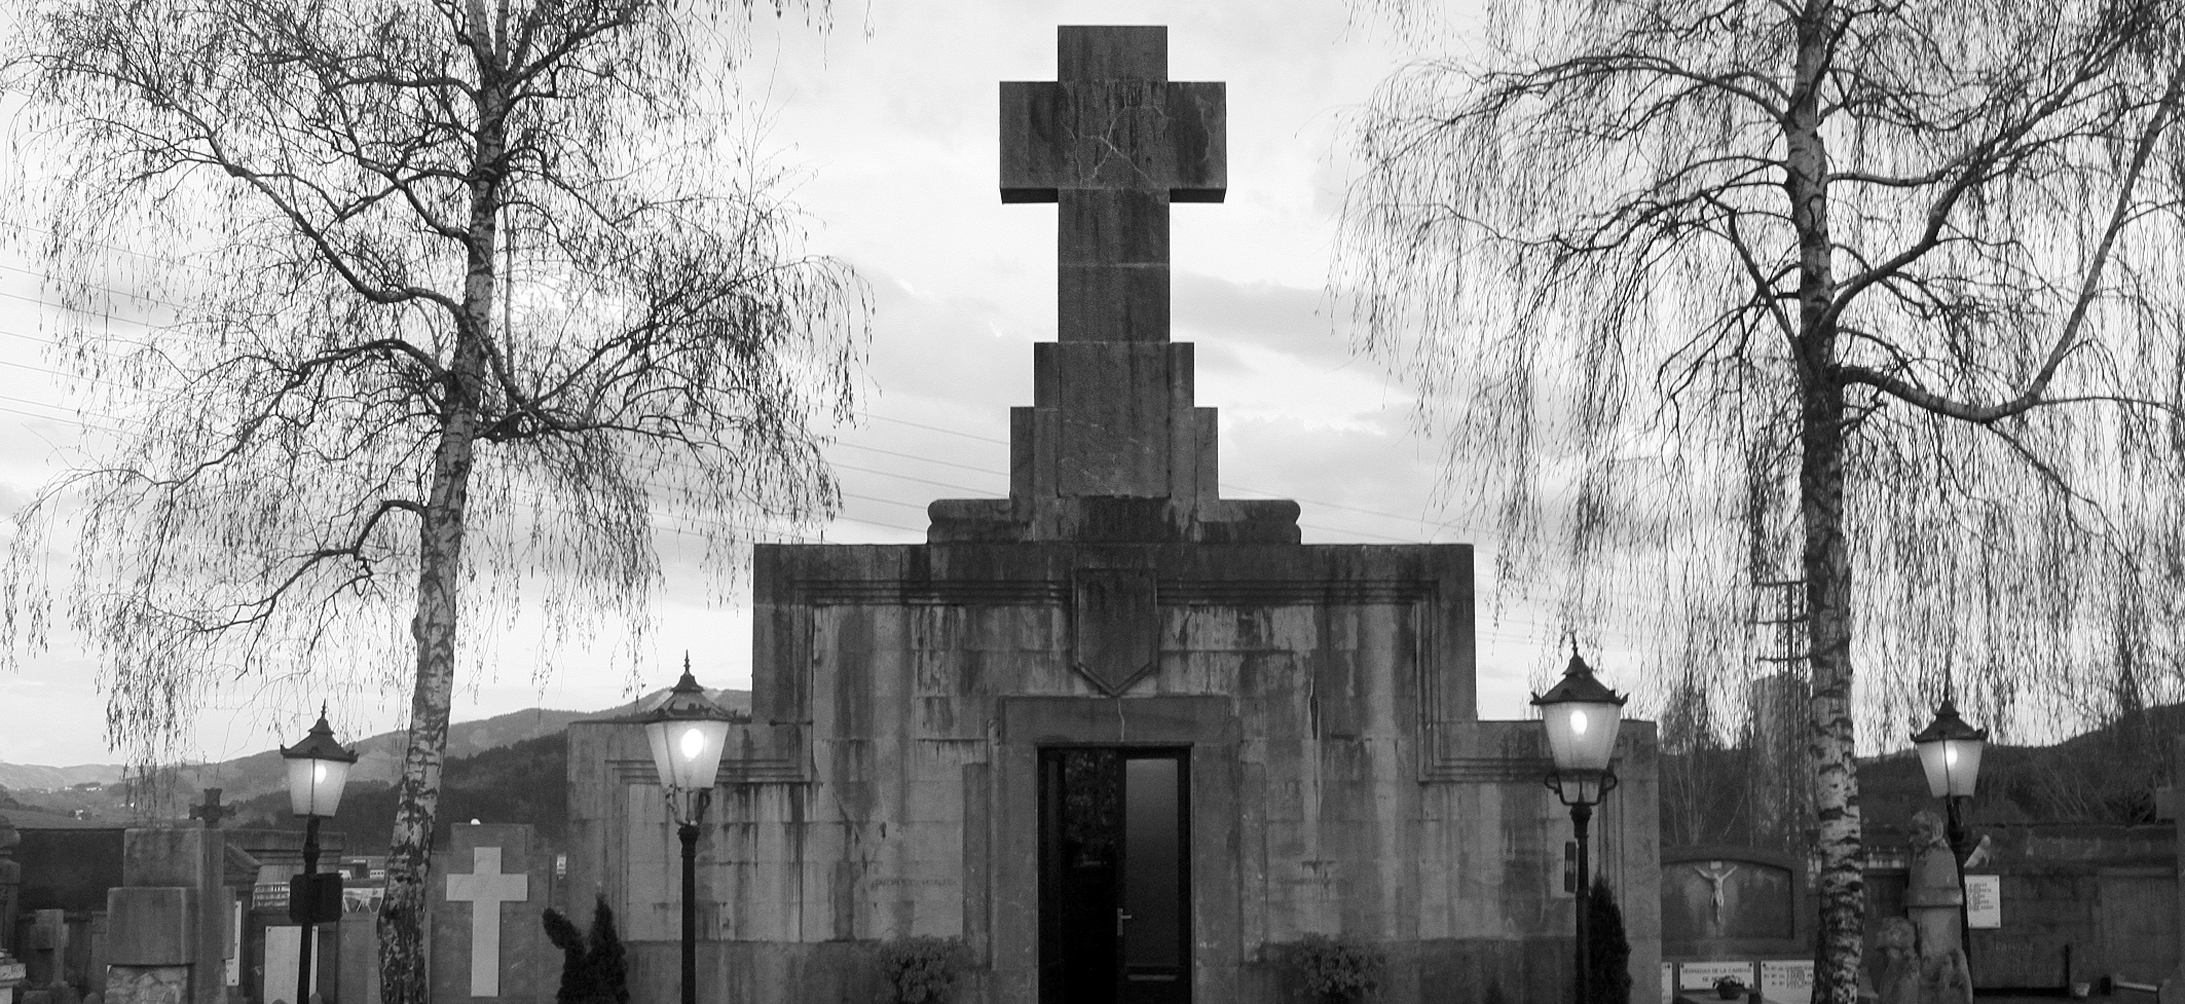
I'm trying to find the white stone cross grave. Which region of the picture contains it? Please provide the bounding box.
[445,846,530,997]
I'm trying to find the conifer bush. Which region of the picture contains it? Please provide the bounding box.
[542,896,632,1004]
[1587,877,1633,1004]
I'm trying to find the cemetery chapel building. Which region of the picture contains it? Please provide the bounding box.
[566,25,1661,1004]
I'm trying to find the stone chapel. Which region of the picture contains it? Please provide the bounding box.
[565,25,1661,1004]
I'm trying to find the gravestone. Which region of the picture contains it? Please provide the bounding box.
[427,825,549,1004]
[565,24,1662,1004]
[102,827,229,1004]
[28,912,67,993]
[1659,846,1809,1002]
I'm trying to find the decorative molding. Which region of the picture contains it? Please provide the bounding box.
[780,577,1437,608]
[607,755,810,786]
[1160,579,1436,605]
[784,579,1067,606]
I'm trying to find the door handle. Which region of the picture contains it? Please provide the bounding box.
[1116,909,1132,937]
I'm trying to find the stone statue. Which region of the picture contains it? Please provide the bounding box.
[1872,918,1921,1004]
[1880,810,1972,1004]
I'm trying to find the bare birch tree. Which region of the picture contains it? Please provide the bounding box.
[1341,0,2185,998]
[1,1,862,1000]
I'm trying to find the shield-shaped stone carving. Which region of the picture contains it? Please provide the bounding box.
[1071,567,1158,695]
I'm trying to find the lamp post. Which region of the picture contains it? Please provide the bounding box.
[1532,647,1627,1004]
[642,660,734,1004]
[278,708,356,1004]
[1911,698,1987,978]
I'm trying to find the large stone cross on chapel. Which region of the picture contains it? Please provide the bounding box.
[931,25,1299,545]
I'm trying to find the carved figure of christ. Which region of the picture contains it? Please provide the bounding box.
[1000,25,1225,345]
[445,847,529,997]
[1694,861,1739,928]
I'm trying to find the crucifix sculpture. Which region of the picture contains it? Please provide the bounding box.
[1693,860,1739,928]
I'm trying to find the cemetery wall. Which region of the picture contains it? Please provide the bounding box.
[1955,824,2175,991]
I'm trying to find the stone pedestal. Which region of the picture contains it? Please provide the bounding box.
[1882,811,1972,1004]
[102,828,228,1004]
[101,968,185,1004]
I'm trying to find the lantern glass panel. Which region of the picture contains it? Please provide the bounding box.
[1542,699,1623,772]
[646,717,731,792]
[1917,735,1985,798]
[286,755,351,818]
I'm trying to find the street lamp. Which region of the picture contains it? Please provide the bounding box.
[279,707,355,1004]
[1532,646,1627,1004]
[642,659,734,1004]
[1912,698,1987,975]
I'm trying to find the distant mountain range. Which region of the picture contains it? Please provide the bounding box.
[0,688,752,800]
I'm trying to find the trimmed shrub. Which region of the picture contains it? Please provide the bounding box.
[875,937,973,1004]
[1292,934,1385,1003]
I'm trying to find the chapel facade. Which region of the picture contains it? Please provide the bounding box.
[564,25,1661,1004]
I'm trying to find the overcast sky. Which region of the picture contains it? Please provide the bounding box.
[0,0,1635,767]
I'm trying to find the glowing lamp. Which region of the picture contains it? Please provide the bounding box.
[1911,699,1987,799]
[642,666,735,796]
[280,711,358,818]
[1532,650,1627,771]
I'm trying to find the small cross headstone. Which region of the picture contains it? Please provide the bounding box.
[444,847,529,998]
[188,789,230,829]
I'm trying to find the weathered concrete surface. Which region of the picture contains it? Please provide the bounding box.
[566,541,1662,1003]
[102,890,195,967]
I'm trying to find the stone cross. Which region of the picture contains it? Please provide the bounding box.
[1000,25,1225,344]
[445,847,529,998]
[188,788,230,828]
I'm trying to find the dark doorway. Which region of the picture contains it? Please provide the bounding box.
[1039,747,1191,1004]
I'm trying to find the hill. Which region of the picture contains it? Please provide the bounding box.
[0,686,751,830]
[0,763,127,791]
[228,731,576,844]
[1663,701,2184,851]
[219,687,751,846]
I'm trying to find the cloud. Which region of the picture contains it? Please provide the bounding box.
[1173,271,1352,375]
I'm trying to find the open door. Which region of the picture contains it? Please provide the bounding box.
[1038,748,1191,1004]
